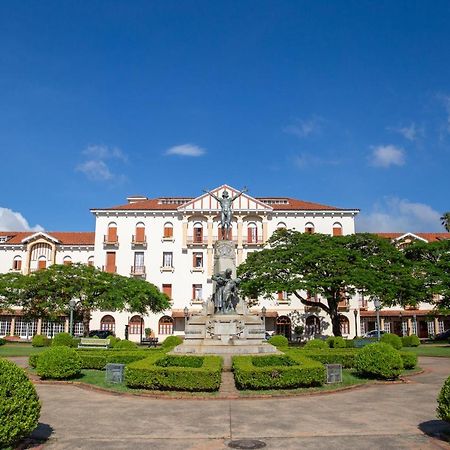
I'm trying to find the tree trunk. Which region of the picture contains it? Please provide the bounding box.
[82,309,91,337]
[328,299,342,337]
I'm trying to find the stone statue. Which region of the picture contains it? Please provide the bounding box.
[223,277,241,312]
[204,187,248,240]
[211,268,232,313]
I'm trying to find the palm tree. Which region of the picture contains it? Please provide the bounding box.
[441,212,450,232]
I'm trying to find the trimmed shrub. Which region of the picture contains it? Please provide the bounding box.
[32,334,50,347]
[156,355,203,368]
[126,355,222,391]
[76,350,162,369]
[399,351,418,370]
[29,354,39,368]
[345,339,355,348]
[437,376,450,423]
[355,343,403,379]
[326,336,347,348]
[36,346,81,379]
[304,338,328,350]
[113,340,138,350]
[0,358,40,448]
[288,348,359,368]
[402,335,420,347]
[108,336,121,347]
[268,335,289,349]
[52,332,75,348]
[233,354,325,390]
[380,333,402,350]
[251,355,296,367]
[161,335,183,350]
[0,338,6,346]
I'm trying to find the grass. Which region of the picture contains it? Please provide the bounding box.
[403,343,450,358]
[0,342,47,357]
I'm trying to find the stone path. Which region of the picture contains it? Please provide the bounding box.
[218,371,239,396]
[27,356,450,449]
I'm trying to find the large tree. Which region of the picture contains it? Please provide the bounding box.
[238,230,419,336]
[441,212,450,232]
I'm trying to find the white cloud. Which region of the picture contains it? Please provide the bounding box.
[370,145,405,168]
[82,144,128,162]
[284,116,323,138]
[388,123,422,141]
[357,197,441,232]
[76,160,113,181]
[0,207,43,232]
[165,144,206,157]
[294,153,340,168]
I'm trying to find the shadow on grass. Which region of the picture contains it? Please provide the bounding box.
[419,420,450,443]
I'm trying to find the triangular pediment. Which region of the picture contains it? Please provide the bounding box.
[178,184,273,213]
[21,232,60,244]
[393,233,428,244]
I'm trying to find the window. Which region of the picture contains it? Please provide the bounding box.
[305,315,321,336]
[87,256,94,266]
[192,284,203,300]
[63,256,72,266]
[163,252,173,268]
[277,222,287,230]
[305,222,315,234]
[105,252,116,273]
[14,319,38,339]
[162,284,172,300]
[193,252,203,268]
[0,316,12,337]
[135,223,145,243]
[158,316,173,335]
[193,222,203,243]
[74,322,84,337]
[13,256,22,271]
[277,291,288,301]
[339,315,350,335]
[41,320,65,338]
[100,315,115,332]
[276,316,292,340]
[247,222,258,243]
[163,222,173,238]
[307,291,319,302]
[38,256,47,270]
[332,222,343,236]
[129,315,143,334]
[107,222,118,243]
[134,252,145,273]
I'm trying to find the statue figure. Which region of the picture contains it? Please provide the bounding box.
[211,268,232,313]
[223,277,241,312]
[204,187,248,240]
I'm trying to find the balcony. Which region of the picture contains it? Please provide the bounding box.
[186,236,208,246]
[102,265,117,274]
[359,299,368,311]
[130,265,146,278]
[338,300,350,312]
[103,235,119,249]
[242,237,264,247]
[131,235,147,248]
[190,298,204,305]
[212,236,238,245]
[160,266,174,273]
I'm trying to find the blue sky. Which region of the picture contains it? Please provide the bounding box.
[1,1,449,232]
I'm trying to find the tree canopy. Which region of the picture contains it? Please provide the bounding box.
[441,212,450,232]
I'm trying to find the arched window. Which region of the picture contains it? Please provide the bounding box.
[158,316,173,335]
[106,222,118,243]
[305,315,321,336]
[247,222,258,243]
[134,222,146,243]
[277,222,287,230]
[13,255,22,271]
[87,256,94,266]
[163,222,173,238]
[305,222,315,234]
[339,315,350,335]
[193,222,203,243]
[129,315,143,335]
[63,256,72,266]
[38,255,47,270]
[332,222,343,237]
[276,315,291,340]
[100,315,115,333]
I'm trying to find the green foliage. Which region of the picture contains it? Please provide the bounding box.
[31,334,50,347]
[0,358,40,448]
[156,355,204,368]
[437,376,450,422]
[76,350,158,370]
[268,335,289,348]
[107,336,121,347]
[125,355,222,391]
[161,335,183,349]
[36,346,81,379]
[345,339,356,348]
[326,336,347,348]
[399,351,418,369]
[355,343,403,379]
[233,354,326,390]
[402,335,420,347]
[52,332,75,347]
[304,339,328,350]
[0,338,6,346]
[251,355,296,367]
[288,348,359,368]
[28,354,39,368]
[113,340,138,350]
[380,333,403,350]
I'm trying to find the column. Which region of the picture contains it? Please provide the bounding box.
[262,221,269,243]
[380,317,385,332]
[10,317,15,336]
[237,218,243,247]
[64,318,69,333]
[237,248,243,265]
[207,219,214,247]
[407,318,412,336]
[37,318,42,335]
[207,248,213,277]
[182,221,188,248]
[434,317,439,336]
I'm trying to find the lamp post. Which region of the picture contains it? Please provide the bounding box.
[353,309,358,338]
[413,313,417,337]
[373,297,381,341]
[68,299,77,336]
[261,306,267,334]
[184,306,189,332]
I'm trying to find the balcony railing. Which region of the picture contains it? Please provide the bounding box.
[338,300,350,312]
[212,236,238,244]
[130,265,146,277]
[186,236,208,246]
[131,235,147,248]
[242,237,264,246]
[103,236,119,248]
[102,265,117,274]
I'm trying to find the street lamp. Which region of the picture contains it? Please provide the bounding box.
[261,306,267,333]
[372,296,381,341]
[353,309,358,338]
[68,299,77,336]
[184,306,189,332]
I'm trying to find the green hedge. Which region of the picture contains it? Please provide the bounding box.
[304,339,328,350]
[326,336,347,348]
[399,351,418,369]
[251,355,296,367]
[0,338,6,346]
[125,355,222,391]
[31,334,50,347]
[402,335,420,347]
[160,335,183,350]
[113,340,138,350]
[437,375,450,423]
[268,335,289,348]
[52,332,75,348]
[355,343,403,380]
[36,347,81,379]
[232,354,325,390]
[156,355,204,368]
[380,333,403,350]
[288,348,359,368]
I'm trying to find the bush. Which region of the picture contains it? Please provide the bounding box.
[126,355,222,391]
[36,346,81,379]
[355,343,403,379]
[289,348,359,368]
[76,350,157,369]
[251,355,296,367]
[437,376,450,422]
[32,334,50,347]
[402,335,420,347]
[156,355,204,368]
[0,358,40,448]
[399,351,418,370]
[233,354,325,390]
[268,335,289,348]
[0,338,6,346]
[28,354,39,368]
[161,335,183,349]
[52,332,75,348]
[326,336,347,348]
[380,333,403,350]
[304,338,328,350]
[108,336,121,347]
[345,339,355,348]
[113,340,138,350]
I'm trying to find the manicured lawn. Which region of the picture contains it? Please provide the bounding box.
[403,344,450,358]
[0,342,47,357]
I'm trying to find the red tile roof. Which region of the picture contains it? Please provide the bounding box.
[375,232,450,242]
[0,231,95,245]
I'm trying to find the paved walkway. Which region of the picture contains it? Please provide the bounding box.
[27,357,450,449]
